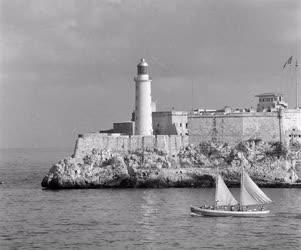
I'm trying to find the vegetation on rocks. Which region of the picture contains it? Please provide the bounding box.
[41,140,301,189]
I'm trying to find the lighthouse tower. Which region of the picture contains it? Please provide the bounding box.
[134,58,153,135]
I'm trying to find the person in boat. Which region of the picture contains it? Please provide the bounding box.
[201,204,210,209]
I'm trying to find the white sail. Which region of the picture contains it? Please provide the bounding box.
[240,171,272,206]
[215,175,238,207]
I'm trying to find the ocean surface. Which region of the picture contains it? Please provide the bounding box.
[0,148,300,249]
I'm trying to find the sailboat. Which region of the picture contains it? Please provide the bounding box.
[190,170,272,217]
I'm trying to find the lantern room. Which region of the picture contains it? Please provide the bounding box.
[137,58,148,75]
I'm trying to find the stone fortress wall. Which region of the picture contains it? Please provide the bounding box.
[282,110,301,139]
[73,133,190,159]
[189,112,280,145]
[189,109,301,145]
[73,110,301,158]
[84,59,300,159]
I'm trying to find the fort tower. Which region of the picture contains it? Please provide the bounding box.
[134,58,153,135]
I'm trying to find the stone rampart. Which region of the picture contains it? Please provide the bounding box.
[188,115,244,144]
[188,110,301,145]
[73,111,301,158]
[282,110,301,144]
[73,133,190,158]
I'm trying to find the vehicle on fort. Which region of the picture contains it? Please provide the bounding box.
[190,169,272,217]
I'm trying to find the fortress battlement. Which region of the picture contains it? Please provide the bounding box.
[74,60,301,158]
[189,109,301,146]
[73,133,190,159]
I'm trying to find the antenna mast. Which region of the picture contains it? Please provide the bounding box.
[191,81,194,111]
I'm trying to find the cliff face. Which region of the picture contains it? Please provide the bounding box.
[41,140,301,189]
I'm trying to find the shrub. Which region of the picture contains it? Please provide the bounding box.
[266,141,288,158]
[247,138,262,145]
[235,142,249,155]
[198,142,220,158]
[83,155,93,165]
[290,140,301,151]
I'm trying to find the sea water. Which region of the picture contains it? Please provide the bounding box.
[0,149,300,249]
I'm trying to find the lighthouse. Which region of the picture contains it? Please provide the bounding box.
[134,58,153,135]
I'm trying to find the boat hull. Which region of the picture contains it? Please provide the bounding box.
[190,206,270,217]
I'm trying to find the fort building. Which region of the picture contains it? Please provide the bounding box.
[256,93,288,112]
[91,59,301,159]
[152,111,188,136]
[188,109,301,146]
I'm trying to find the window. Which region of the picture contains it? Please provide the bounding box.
[186,123,188,128]
[138,66,148,74]
[180,123,182,127]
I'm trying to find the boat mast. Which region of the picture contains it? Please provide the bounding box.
[215,168,218,209]
[239,166,244,211]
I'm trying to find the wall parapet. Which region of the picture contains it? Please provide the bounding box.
[73,110,301,158]
[73,133,190,158]
[189,112,279,119]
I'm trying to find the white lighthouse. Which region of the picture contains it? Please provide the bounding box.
[134,58,153,135]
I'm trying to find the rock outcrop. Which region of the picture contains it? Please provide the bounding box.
[41,140,301,189]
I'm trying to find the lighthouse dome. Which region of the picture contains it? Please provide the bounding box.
[137,58,148,67]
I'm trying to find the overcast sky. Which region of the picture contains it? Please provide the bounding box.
[0,0,300,148]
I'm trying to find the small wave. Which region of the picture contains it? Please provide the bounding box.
[294,214,301,219]
[274,212,301,219]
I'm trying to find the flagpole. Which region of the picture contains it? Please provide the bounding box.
[297,41,300,109]
[283,56,294,108]
[295,61,300,109]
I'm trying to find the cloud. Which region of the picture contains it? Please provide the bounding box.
[1,0,299,79]
[0,0,300,147]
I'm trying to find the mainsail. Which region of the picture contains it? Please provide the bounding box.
[240,171,272,206]
[215,175,238,207]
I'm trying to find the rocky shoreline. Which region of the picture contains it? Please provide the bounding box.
[41,140,301,189]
